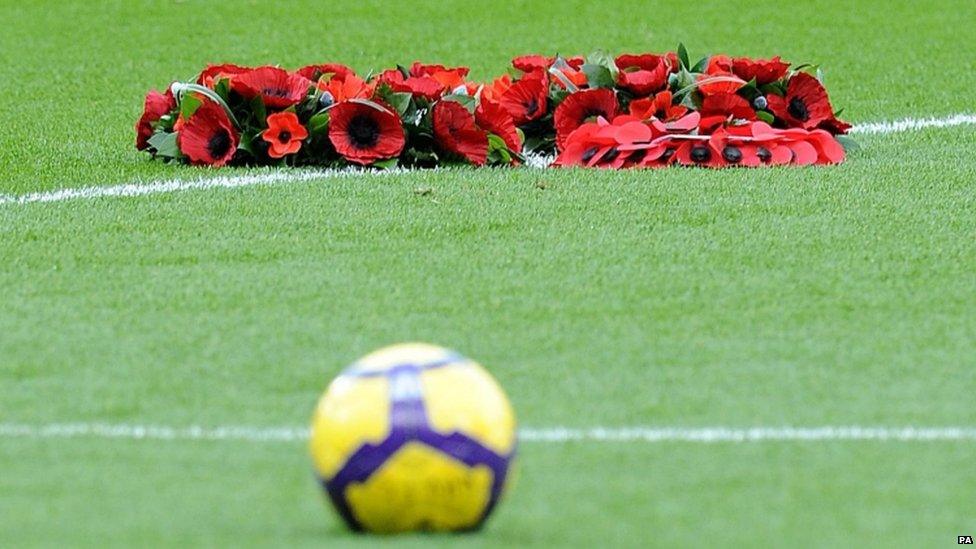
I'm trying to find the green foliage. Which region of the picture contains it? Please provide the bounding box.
[581,63,615,89]
[179,94,202,120]
[677,43,690,69]
[146,131,179,158]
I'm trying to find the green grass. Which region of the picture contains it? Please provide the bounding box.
[2,0,976,546]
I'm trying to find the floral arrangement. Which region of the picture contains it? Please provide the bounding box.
[136,45,853,170]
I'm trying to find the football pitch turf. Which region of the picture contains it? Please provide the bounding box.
[2,0,975,546]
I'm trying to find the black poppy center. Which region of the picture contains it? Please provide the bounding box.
[581,146,600,163]
[690,145,711,163]
[207,130,232,159]
[603,147,620,162]
[524,98,540,116]
[263,87,291,98]
[788,97,810,121]
[628,149,648,164]
[347,115,381,149]
[757,146,772,162]
[722,145,743,164]
[580,108,606,124]
[661,148,676,162]
[278,131,292,143]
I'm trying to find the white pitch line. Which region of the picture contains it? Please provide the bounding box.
[0,112,973,207]
[2,423,975,444]
[0,168,398,206]
[849,113,976,135]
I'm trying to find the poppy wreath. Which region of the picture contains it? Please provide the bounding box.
[136,45,854,169]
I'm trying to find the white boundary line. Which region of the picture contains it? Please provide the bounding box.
[848,113,976,135]
[0,112,973,207]
[0,169,396,206]
[2,423,975,444]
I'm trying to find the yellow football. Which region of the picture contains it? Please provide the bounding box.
[309,343,517,533]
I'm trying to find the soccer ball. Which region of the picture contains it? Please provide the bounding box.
[309,343,517,533]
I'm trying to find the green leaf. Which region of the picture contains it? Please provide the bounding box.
[308,111,330,136]
[677,43,690,70]
[441,94,476,111]
[179,94,202,121]
[147,131,180,158]
[487,133,509,151]
[585,51,619,79]
[249,96,267,127]
[756,111,775,124]
[690,56,710,74]
[670,68,697,98]
[760,81,787,97]
[835,134,859,152]
[738,78,761,101]
[237,131,259,156]
[214,78,231,102]
[387,92,413,116]
[581,63,615,89]
[373,157,399,170]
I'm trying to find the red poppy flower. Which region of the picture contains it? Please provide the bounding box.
[695,54,746,96]
[327,100,405,165]
[817,115,853,135]
[734,122,800,165]
[805,129,846,164]
[628,90,687,122]
[615,54,671,96]
[512,55,554,73]
[177,100,239,166]
[409,62,469,79]
[499,72,548,125]
[706,129,762,167]
[554,88,618,150]
[785,139,819,165]
[409,62,470,90]
[295,63,354,82]
[231,66,312,109]
[699,93,756,132]
[549,59,588,90]
[135,88,175,150]
[318,73,374,102]
[475,100,521,154]
[553,122,616,168]
[705,55,734,75]
[665,51,681,73]
[197,63,250,87]
[479,74,512,104]
[377,69,445,101]
[433,100,488,165]
[731,56,790,85]
[649,111,701,134]
[765,72,835,129]
[604,115,660,168]
[554,115,657,169]
[696,74,746,96]
[675,139,726,168]
[261,111,308,159]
